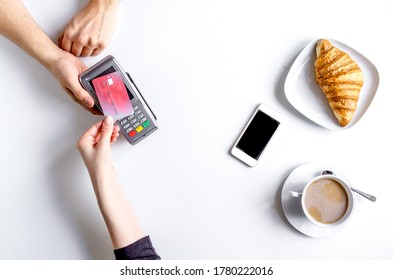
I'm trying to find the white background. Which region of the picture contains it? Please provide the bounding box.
[0,0,392,259]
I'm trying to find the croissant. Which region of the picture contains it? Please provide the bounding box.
[314,39,364,127]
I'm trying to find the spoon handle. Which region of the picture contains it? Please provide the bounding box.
[322,170,377,202]
[350,187,377,202]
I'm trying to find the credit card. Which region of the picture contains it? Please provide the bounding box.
[92,71,134,120]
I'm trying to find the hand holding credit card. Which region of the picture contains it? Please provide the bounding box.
[92,71,134,120]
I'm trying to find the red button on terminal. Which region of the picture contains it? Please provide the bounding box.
[128,130,137,137]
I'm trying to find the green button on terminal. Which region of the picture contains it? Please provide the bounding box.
[142,120,150,128]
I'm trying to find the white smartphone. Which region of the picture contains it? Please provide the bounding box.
[231,104,284,167]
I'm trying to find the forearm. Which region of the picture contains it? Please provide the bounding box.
[89,0,120,10]
[91,172,145,250]
[0,0,63,69]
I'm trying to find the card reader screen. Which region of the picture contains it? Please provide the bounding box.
[236,110,280,159]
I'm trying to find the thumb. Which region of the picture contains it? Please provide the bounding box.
[72,83,95,108]
[99,116,114,145]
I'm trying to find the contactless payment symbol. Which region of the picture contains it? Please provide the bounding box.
[92,71,134,120]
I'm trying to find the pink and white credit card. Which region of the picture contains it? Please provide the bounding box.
[92,71,134,120]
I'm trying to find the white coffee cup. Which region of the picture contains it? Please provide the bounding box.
[289,173,355,228]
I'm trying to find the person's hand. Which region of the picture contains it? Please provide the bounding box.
[58,0,119,57]
[77,115,146,250]
[76,116,120,181]
[48,51,100,114]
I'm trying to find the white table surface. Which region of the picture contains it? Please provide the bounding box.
[1,0,392,259]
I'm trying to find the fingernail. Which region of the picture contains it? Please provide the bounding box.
[104,116,113,125]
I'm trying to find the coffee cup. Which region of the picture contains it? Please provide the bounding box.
[289,173,355,228]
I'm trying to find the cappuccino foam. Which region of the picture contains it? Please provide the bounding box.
[304,178,348,224]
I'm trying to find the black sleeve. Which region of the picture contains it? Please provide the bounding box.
[113,236,161,260]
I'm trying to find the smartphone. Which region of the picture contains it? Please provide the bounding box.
[231,104,284,167]
[79,55,158,145]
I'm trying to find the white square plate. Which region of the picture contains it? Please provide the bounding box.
[284,39,379,130]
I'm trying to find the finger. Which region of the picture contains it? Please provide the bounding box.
[67,82,95,109]
[71,42,84,57]
[83,121,103,139]
[91,46,105,56]
[66,89,101,114]
[80,46,95,57]
[60,33,72,53]
[76,120,102,151]
[110,125,120,143]
[57,32,64,48]
[98,116,114,145]
[96,122,119,144]
[110,132,120,144]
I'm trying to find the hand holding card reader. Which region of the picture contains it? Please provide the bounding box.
[79,55,158,145]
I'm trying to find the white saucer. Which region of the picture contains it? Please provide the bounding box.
[281,162,353,237]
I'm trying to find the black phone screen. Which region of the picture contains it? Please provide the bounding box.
[236,110,280,160]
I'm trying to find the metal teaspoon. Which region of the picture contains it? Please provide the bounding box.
[322,170,376,202]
